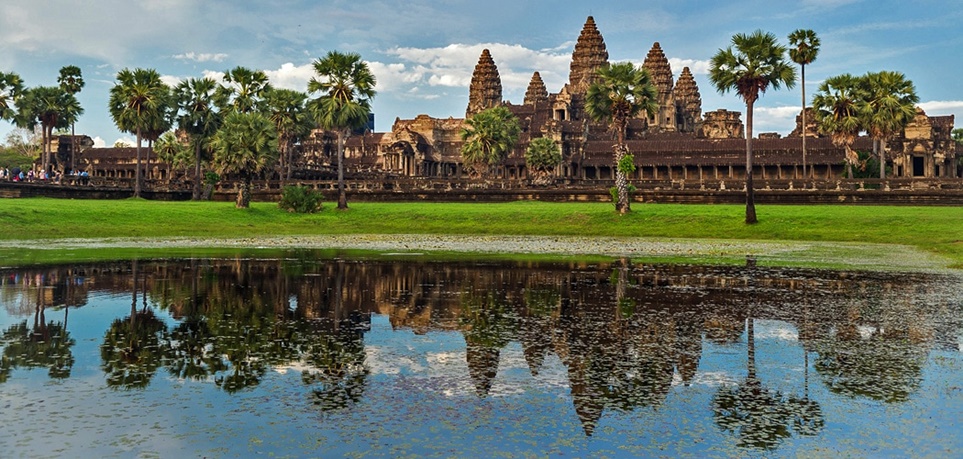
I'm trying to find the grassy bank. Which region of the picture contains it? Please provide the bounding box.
[1,197,960,268]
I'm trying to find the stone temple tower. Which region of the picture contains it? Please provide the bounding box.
[524,72,549,107]
[466,49,503,117]
[642,42,678,132]
[674,66,703,134]
[568,16,609,96]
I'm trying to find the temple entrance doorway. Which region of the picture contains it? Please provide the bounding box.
[912,156,925,177]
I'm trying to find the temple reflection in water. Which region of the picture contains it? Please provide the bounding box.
[1,256,961,454]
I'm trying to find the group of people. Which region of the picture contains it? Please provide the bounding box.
[1,167,90,184]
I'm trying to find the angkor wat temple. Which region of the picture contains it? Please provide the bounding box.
[72,16,957,186]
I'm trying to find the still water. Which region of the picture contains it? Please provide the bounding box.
[1,255,961,458]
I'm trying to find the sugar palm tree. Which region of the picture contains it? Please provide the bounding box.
[524,136,562,184]
[142,89,175,183]
[58,66,85,173]
[812,74,866,179]
[709,30,796,224]
[459,105,521,178]
[16,86,74,175]
[175,77,222,200]
[263,87,313,180]
[307,51,377,210]
[860,71,918,179]
[210,111,279,208]
[0,72,25,124]
[585,62,659,214]
[56,94,84,172]
[154,131,191,184]
[108,68,170,197]
[788,29,820,180]
[217,66,272,114]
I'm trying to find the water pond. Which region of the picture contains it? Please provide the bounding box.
[1,254,961,458]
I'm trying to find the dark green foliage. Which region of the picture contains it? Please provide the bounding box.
[460,106,521,176]
[618,153,636,174]
[279,185,324,213]
[609,183,637,202]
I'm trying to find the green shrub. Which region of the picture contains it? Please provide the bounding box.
[608,183,637,202]
[279,185,324,213]
[618,153,637,174]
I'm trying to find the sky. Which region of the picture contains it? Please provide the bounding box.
[1,0,961,148]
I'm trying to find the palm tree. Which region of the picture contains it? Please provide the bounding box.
[217,66,272,114]
[860,71,918,179]
[585,62,659,214]
[108,68,170,198]
[16,86,74,175]
[812,74,866,179]
[307,51,377,210]
[263,87,312,180]
[154,131,190,184]
[175,77,222,200]
[524,136,562,184]
[57,66,85,173]
[0,71,24,123]
[459,105,521,178]
[788,29,820,180]
[141,90,175,183]
[210,111,279,208]
[56,94,84,172]
[709,30,796,224]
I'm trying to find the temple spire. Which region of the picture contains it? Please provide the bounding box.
[466,49,503,117]
[674,66,703,133]
[524,72,549,107]
[568,16,609,95]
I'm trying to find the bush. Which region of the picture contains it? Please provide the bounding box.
[279,185,324,213]
[608,183,637,202]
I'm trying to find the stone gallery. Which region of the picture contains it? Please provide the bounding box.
[74,17,957,185]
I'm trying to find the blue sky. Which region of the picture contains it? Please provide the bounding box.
[1,0,961,147]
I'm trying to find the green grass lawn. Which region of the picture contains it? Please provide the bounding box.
[1,197,961,268]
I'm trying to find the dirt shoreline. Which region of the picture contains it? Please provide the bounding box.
[1,234,955,273]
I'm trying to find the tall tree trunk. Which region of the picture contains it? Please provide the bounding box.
[145,139,152,184]
[614,123,631,214]
[614,145,630,214]
[193,139,202,200]
[286,140,294,181]
[337,130,348,210]
[134,129,142,198]
[237,176,251,208]
[745,100,757,224]
[70,123,76,174]
[801,64,807,181]
[41,125,49,176]
[879,138,886,179]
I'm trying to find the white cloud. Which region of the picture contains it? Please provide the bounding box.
[173,52,229,63]
[263,62,315,91]
[753,106,802,134]
[201,70,226,83]
[111,137,135,148]
[160,75,182,88]
[668,58,711,76]
[918,100,963,114]
[387,43,571,93]
[92,136,107,148]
